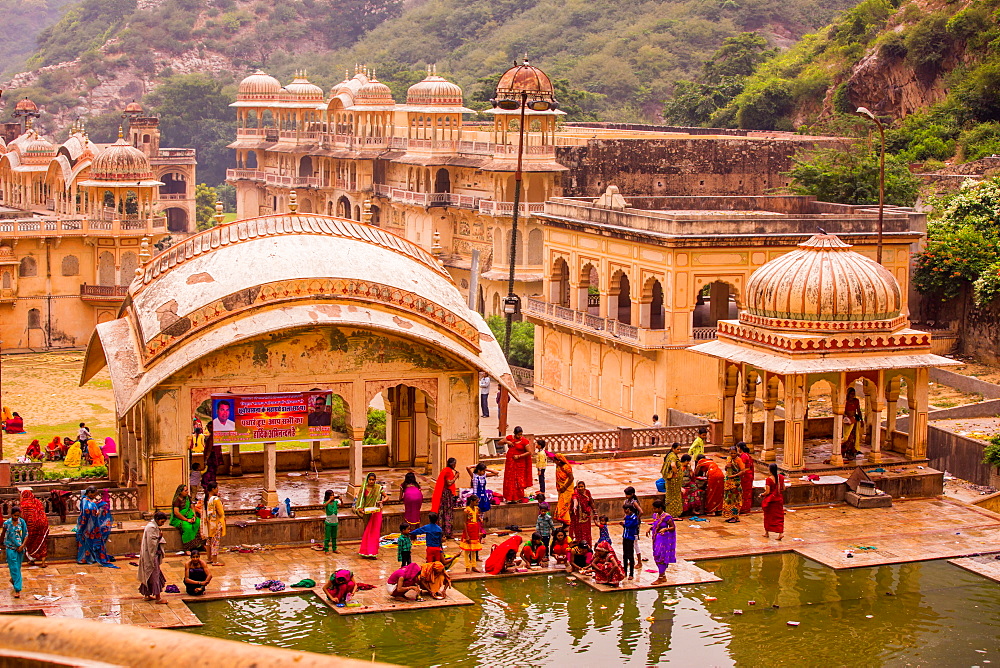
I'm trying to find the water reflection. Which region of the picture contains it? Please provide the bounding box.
[184,556,1000,667]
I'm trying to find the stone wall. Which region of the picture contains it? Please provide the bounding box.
[556,137,845,197]
[926,425,996,486]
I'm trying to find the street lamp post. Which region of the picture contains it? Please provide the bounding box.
[492,59,559,360]
[857,106,885,265]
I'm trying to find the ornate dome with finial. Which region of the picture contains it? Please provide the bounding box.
[406,67,463,106]
[740,232,904,333]
[355,76,395,106]
[0,245,16,264]
[90,130,153,181]
[13,97,38,113]
[284,72,324,100]
[124,100,144,114]
[238,70,282,99]
[495,60,555,100]
[20,132,56,164]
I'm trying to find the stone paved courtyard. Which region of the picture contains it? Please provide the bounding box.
[3,497,999,629]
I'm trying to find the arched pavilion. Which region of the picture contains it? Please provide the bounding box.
[81,200,515,509]
[691,232,958,472]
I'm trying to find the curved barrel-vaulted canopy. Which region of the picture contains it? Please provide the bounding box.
[82,211,516,416]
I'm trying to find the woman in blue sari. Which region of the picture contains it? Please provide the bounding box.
[76,486,118,567]
[2,507,27,597]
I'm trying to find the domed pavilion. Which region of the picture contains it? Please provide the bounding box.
[691,232,958,472]
[82,197,515,509]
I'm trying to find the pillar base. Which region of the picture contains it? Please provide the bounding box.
[261,490,279,507]
[346,482,361,502]
[829,453,844,467]
[866,452,884,464]
[761,449,776,463]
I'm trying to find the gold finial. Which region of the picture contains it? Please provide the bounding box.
[431,230,443,261]
[288,190,298,214]
[117,125,124,140]
[214,200,224,226]
[361,199,372,225]
[345,69,349,82]
[25,117,33,131]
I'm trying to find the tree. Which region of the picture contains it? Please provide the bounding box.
[914,178,1000,303]
[195,183,219,231]
[663,32,776,127]
[318,0,402,49]
[786,144,920,206]
[145,74,236,187]
[486,315,534,369]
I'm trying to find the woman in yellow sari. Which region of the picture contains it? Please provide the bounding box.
[554,454,574,525]
[87,439,105,467]
[660,442,683,517]
[64,441,83,467]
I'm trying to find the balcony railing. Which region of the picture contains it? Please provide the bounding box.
[0,216,163,237]
[692,327,718,340]
[525,296,672,349]
[158,193,188,201]
[478,200,546,217]
[248,130,560,158]
[225,169,320,189]
[80,284,129,301]
[373,185,481,210]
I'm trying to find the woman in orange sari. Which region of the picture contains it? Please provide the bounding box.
[695,454,725,516]
[554,454,574,525]
[502,426,532,503]
[87,439,105,467]
[46,437,62,461]
[430,457,458,539]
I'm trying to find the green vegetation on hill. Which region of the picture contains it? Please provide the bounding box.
[0,0,77,75]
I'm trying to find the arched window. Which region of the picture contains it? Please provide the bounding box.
[119,252,138,285]
[19,256,36,277]
[61,255,79,276]
[504,230,524,265]
[27,308,41,329]
[527,229,543,265]
[98,251,115,286]
[1,270,11,289]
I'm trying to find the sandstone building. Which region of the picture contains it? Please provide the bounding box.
[227,67,843,316]
[0,101,196,351]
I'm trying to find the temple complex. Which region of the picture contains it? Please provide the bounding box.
[526,191,926,422]
[0,101,196,351]
[227,67,845,317]
[81,198,513,508]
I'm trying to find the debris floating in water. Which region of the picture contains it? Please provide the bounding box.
[493,631,508,639]
[646,616,656,622]
[665,599,679,605]
[704,596,717,602]
[787,621,800,627]
[733,609,743,615]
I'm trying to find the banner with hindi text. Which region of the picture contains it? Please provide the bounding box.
[210,391,333,445]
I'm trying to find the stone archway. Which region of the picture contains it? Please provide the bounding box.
[166,207,188,233]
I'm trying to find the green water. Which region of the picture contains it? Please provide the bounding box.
[184,555,1000,667]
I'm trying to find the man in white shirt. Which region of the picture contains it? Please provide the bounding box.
[479,373,492,418]
[212,400,236,432]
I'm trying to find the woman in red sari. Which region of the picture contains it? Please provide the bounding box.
[569,481,595,544]
[738,442,755,514]
[502,426,532,504]
[762,463,786,540]
[431,457,458,539]
[695,455,725,515]
[24,440,41,460]
[46,437,62,461]
[20,489,49,567]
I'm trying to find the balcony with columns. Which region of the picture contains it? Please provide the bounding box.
[525,296,671,350]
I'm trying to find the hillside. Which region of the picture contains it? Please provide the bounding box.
[1,0,860,169]
[0,0,77,76]
[676,0,1000,165]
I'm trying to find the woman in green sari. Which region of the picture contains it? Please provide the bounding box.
[661,442,683,517]
[170,484,202,549]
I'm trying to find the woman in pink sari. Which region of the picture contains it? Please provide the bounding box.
[398,471,423,529]
[354,472,387,558]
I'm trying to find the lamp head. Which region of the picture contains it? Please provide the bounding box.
[856,106,875,120]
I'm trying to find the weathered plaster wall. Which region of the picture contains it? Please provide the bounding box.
[144,325,479,508]
[556,137,846,197]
